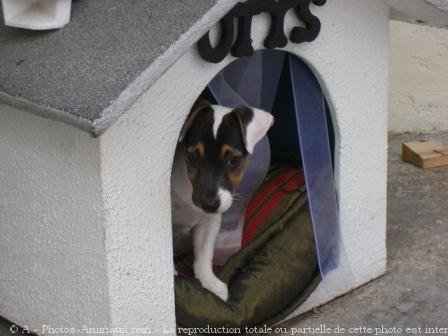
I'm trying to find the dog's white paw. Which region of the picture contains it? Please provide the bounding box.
[198,276,229,301]
[210,279,229,302]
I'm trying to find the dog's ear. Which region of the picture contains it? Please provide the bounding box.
[232,106,274,154]
[179,98,211,143]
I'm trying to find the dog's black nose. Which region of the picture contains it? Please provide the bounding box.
[200,192,220,213]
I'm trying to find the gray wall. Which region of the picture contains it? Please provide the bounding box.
[389,20,448,132]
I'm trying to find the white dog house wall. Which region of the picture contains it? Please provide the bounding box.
[1,0,447,333]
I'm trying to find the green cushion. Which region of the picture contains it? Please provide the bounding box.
[174,169,319,330]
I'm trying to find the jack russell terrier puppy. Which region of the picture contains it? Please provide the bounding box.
[171,100,274,301]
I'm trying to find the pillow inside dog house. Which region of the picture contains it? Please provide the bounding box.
[174,166,320,330]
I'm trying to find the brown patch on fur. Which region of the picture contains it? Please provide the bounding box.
[225,156,249,190]
[220,144,249,191]
[220,144,243,160]
[189,143,204,158]
[187,167,197,184]
[185,143,204,184]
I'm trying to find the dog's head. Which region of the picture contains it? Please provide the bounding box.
[179,101,274,214]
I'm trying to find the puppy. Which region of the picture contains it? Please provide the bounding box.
[171,100,273,301]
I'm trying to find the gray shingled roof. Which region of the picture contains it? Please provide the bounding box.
[0,0,237,134]
[0,0,447,135]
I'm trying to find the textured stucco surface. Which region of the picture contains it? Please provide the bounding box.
[389,20,448,132]
[100,0,389,329]
[0,104,110,332]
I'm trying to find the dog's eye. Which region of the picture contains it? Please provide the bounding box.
[227,155,241,170]
[187,151,200,166]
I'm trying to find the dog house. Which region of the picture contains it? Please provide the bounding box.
[1,0,448,333]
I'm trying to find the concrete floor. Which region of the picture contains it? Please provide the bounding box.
[1,132,447,335]
[281,131,448,335]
